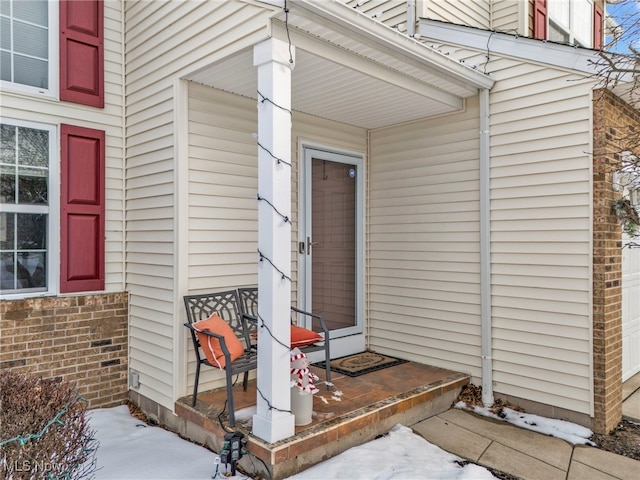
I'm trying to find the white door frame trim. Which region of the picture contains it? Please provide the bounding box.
[298,141,366,358]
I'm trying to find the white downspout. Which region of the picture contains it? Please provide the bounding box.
[479,88,494,407]
[407,0,416,37]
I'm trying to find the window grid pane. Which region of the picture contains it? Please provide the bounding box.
[0,121,49,295]
[0,0,48,89]
[548,0,571,30]
[0,213,47,292]
[573,0,593,46]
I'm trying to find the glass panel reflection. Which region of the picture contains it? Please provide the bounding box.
[17,251,45,288]
[17,213,46,250]
[0,212,15,251]
[0,124,16,163]
[17,167,47,204]
[0,252,17,290]
[18,127,48,167]
[0,213,47,292]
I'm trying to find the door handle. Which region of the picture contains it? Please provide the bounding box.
[307,236,319,255]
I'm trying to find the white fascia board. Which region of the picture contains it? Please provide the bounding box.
[256,0,284,7]
[419,19,600,75]
[287,0,494,91]
[270,21,464,110]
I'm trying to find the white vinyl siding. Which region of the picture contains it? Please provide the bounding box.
[342,0,518,33]
[185,83,367,394]
[368,98,483,377]
[421,0,491,29]
[187,86,258,293]
[372,31,595,413]
[185,87,262,394]
[124,0,273,410]
[340,0,407,28]
[491,0,521,32]
[447,45,594,413]
[0,1,125,292]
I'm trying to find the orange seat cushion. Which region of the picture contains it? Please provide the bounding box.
[290,325,323,348]
[193,313,244,369]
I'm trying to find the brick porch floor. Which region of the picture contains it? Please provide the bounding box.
[175,361,469,479]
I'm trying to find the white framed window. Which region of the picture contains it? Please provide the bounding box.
[0,118,59,296]
[548,0,593,47]
[0,0,58,97]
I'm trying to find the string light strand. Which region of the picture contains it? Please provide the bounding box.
[283,0,294,64]
[1,394,86,447]
[257,140,292,167]
[484,30,496,74]
[257,91,292,115]
[256,312,291,351]
[257,386,292,415]
[257,194,290,224]
[258,249,292,282]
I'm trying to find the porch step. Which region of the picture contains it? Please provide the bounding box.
[175,362,469,479]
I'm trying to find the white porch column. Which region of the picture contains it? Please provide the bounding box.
[252,38,296,443]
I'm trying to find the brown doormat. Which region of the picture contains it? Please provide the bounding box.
[314,351,408,377]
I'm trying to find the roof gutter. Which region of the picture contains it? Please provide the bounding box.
[287,0,494,91]
[419,19,600,75]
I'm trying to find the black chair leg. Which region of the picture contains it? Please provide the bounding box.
[324,344,332,391]
[192,363,201,407]
[226,369,236,427]
[242,372,249,391]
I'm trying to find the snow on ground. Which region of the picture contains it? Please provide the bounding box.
[285,424,495,480]
[89,405,221,480]
[454,401,595,445]
[88,406,497,480]
[89,403,597,479]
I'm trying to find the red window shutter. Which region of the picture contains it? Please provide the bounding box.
[593,4,604,49]
[60,0,104,108]
[533,0,547,40]
[60,125,105,293]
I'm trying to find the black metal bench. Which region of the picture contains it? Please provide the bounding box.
[183,290,257,427]
[184,288,332,427]
[238,287,332,391]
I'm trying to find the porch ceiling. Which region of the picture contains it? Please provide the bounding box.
[186,0,493,130]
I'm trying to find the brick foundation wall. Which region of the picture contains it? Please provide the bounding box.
[0,292,129,408]
[592,89,639,433]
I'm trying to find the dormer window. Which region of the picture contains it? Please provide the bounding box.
[548,0,593,47]
[534,0,602,49]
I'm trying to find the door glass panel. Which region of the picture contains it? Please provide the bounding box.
[311,159,356,331]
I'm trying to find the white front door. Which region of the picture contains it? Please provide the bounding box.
[299,146,365,359]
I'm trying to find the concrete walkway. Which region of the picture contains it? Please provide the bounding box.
[412,408,640,480]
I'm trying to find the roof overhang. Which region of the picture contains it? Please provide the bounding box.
[186,0,494,130]
[419,18,600,75]
[286,0,494,91]
[419,18,639,111]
